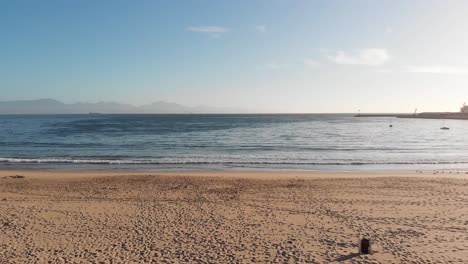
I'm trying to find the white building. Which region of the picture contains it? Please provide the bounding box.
[461,103,468,113]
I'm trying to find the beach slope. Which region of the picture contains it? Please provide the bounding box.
[1,171,467,263]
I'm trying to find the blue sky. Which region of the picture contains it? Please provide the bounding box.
[1,0,468,112]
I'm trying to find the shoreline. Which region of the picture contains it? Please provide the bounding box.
[1,169,468,180]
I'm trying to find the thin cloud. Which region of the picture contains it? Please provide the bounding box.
[375,69,392,73]
[324,49,390,66]
[266,63,289,70]
[406,65,468,75]
[255,25,267,33]
[303,59,320,68]
[186,26,228,33]
[266,59,320,70]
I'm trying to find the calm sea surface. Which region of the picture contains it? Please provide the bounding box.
[0,114,467,171]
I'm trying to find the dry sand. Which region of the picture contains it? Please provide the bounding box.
[0,170,467,263]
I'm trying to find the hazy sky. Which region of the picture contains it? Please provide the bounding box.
[1,0,468,113]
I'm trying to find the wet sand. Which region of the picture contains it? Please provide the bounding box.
[1,170,467,263]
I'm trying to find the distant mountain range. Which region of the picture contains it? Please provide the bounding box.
[0,99,246,114]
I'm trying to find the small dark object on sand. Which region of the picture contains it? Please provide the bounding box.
[359,238,372,255]
[9,175,25,179]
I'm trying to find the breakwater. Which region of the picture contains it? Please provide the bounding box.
[355,113,468,120]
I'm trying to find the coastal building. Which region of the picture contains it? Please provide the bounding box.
[461,103,468,113]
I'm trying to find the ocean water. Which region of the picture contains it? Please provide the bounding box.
[0,114,467,171]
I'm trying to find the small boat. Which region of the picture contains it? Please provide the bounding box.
[440,127,450,130]
[389,125,393,128]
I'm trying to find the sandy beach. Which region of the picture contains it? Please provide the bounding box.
[1,170,467,263]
